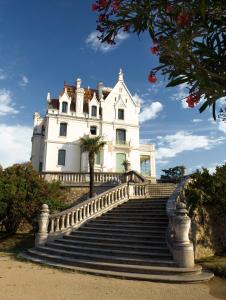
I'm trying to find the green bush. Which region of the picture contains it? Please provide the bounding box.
[186,164,226,253]
[0,162,67,234]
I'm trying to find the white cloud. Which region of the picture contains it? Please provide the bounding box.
[139,101,163,123]
[86,31,129,53]
[192,118,203,123]
[133,93,144,105]
[0,124,32,168]
[170,83,188,108]
[20,75,29,86]
[156,131,224,160]
[218,121,226,133]
[0,89,19,116]
[0,69,7,80]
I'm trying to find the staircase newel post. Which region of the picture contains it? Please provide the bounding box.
[127,182,135,199]
[35,204,50,247]
[172,202,194,267]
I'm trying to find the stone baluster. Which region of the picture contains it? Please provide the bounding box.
[35,204,50,247]
[172,202,194,267]
[66,213,70,228]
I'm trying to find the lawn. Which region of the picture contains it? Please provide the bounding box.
[0,231,34,256]
[197,255,226,278]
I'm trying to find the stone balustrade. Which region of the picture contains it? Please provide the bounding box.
[41,170,145,185]
[166,176,195,268]
[35,182,144,245]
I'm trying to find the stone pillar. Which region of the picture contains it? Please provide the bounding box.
[35,204,50,247]
[127,182,135,198]
[172,202,194,267]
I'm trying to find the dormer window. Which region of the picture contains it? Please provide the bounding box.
[90,126,97,135]
[91,105,97,117]
[118,109,124,120]
[62,101,68,113]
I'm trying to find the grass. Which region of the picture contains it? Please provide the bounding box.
[0,231,34,256]
[197,255,226,278]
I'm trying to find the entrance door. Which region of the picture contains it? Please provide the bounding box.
[116,153,126,172]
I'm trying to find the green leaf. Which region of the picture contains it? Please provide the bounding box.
[199,100,210,113]
[166,77,188,87]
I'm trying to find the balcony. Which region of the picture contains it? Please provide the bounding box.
[114,140,131,149]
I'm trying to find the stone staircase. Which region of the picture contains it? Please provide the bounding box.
[22,196,213,283]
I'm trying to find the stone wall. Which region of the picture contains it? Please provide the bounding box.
[191,207,226,259]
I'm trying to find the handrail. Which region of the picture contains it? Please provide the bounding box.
[122,170,146,183]
[35,181,149,246]
[166,175,195,267]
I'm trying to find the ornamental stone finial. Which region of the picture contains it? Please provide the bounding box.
[118,68,124,82]
[76,78,81,89]
[47,92,51,103]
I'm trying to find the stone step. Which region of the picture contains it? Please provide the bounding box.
[115,204,166,212]
[79,223,166,237]
[91,219,168,227]
[46,242,172,259]
[30,246,174,266]
[22,251,208,281]
[23,251,214,283]
[81,225,166,235]
[100,215,168,221]
[63,235,167,247]
[107,208,166,213]
[107,210,167,217]
[55,238,170,253]
[87,222,167,231]
[71,230,166,241]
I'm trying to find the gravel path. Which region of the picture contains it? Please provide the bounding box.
[0,254,226,300]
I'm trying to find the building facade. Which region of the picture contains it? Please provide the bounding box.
[31,70,156,179]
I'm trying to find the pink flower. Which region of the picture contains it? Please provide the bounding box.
[150,46,158,55]
[148,73,157,83]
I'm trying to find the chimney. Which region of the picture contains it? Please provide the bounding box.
[97,81,104,99]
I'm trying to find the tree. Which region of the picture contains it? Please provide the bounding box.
[122,159,131,172]
[80,136,106,198]
[160,165,186,183]
[91,0,226,119]
[0,162,66,234]
[185,164,226,253]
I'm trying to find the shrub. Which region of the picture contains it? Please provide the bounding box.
[0,162,67,234]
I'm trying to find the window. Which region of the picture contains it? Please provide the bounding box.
[59,123,67,136]
[39,162,43,172]
[62,102,68,113]
[116,129,126,144]
[91,105,97,117]
[58,149,66,166]
[95,151,101,165]
[118,109,124,120]
[90,126,97,135]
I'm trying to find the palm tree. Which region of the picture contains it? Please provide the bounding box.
[80,136,106,198]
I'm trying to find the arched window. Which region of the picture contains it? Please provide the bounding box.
[91,105,97,117]
[62,101,68,113]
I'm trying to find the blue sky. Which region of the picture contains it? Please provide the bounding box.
[0,0,225,177]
